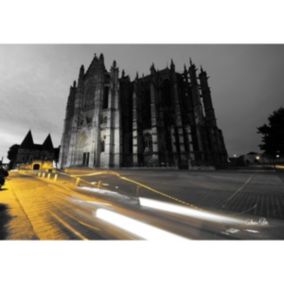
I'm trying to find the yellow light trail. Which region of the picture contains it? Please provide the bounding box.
[31,168,197,209]
[120,176,196,208]
[63,169,197,208]
[49,211,88,240]
[70,170,120,178]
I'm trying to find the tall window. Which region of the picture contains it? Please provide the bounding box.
[103,86,109,109]
[143,133,153,153]
[101,139,105,152]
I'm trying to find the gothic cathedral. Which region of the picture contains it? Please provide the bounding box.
[59,54,228,169]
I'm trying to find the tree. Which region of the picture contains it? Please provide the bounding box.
[7,144,19,169]
[257,107,284,157]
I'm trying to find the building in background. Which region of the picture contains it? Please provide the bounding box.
[8,130,60,169]
[59,54,228,169]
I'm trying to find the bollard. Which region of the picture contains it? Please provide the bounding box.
[115,185,119,194]
[42,173,45,178]
[47,173,51,179]
[136,186,140,197]
[75,177,80,186]
[54,174,58,182]
[38,172,41,177]
[97,180,101,189]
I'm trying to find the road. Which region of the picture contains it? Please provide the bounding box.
[1,168,284,240]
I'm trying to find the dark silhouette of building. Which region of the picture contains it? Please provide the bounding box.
[59,54,227,169]
[8,130,59,168]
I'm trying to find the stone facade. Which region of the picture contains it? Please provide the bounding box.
[59,54,228,169]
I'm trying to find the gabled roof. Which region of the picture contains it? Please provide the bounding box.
[21,130,34,148]
[42,134,54,150]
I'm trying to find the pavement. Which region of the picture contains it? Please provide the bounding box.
[0,172,101,240]
[74,168,284,219]
[1,168,284,240]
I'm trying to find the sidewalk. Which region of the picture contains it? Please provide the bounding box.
[0,175,38,240]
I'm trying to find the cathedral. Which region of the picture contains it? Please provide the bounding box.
[59,54,228,169]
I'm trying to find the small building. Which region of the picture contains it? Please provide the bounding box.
[9,130,59,170]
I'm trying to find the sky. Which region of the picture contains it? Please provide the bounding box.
[0,44,283,162]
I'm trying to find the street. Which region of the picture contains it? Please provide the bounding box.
[1,168,284,240]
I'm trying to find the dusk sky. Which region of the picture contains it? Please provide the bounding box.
[0,44,283,162]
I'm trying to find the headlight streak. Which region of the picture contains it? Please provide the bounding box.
[78,186,127,199]
[70,197,111,208]
[245,229,259,234]
[95,208,189,240]
[139,198,263,226]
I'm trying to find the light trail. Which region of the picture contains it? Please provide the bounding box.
[49,211,88,240]
[224,175,253,203]
[55,206,101,233]
[95,208,189,240]
[70,198,111,208]
[77,186,129,200]
[49,169,199,209]
[139,197,244,225]
[120,176,195,207]
[70,170,120,178]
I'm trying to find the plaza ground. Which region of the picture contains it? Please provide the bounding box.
[1,168,284,240]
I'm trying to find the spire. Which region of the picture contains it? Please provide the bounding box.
[99,53,104,62]
[112,60,117,68]
[150,63,156,74]
[188,58,197,85]
[73,80,76,88]
[77,64,85,86]
[135,72,139,80]
[121,69,125,77]
[184,64,187,73]
[79,64,84,78]
[170,59,175,70]
[199,66,209,87]
[21,130,34,148]
[42,134,54,150]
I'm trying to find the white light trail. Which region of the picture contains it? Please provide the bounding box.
[78,186,123,198]
[95,208,189,240]
[139,198,244,225]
